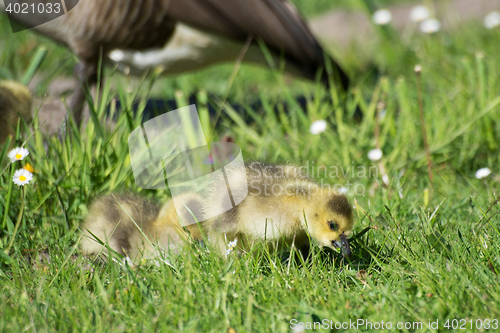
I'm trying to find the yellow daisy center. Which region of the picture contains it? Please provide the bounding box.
[19,176,26,181]
[15,154,22,159]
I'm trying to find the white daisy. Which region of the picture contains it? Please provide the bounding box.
[8,147,29,162]
[228,239,237,249]
[410,6,430,23]
[310,120,327,135]
[225,239,238,257]
[337,186,348,195]
[368,148,383,162]
[382,174,390,186]
[13,168,33,186]
[475,167,491,179]
[484,11,500,29]
[373,9,392,25]
[419,19,441,34]
[292,325,305,333]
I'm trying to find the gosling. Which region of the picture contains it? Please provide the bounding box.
[81,162,354,262]
[0,80,32,147]
[200,162,354,257]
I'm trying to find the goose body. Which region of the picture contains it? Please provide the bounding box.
[2,0,349,125]
[108,23,310,78]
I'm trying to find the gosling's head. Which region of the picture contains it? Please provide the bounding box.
[305,192,354,257]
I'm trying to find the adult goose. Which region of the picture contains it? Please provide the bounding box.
[2,0,349,125]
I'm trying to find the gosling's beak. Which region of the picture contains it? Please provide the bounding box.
[333,233,351,257]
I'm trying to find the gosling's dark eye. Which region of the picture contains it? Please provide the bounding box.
[328,221,338,231]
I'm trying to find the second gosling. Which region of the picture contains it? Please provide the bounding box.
[0,80,32,147]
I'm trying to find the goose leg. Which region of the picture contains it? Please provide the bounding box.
[71,61,97,127]
[59,61,97,139]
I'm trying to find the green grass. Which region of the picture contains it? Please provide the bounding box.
[1,2,500,332]
[292,0,419,17]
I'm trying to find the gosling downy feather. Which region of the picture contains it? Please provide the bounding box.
[201,162,354,257]
[80,193,204,261]
[81,162,355,262]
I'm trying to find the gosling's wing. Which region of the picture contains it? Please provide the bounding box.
[167,0,349,88]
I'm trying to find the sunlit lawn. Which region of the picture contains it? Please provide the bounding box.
[1,1,500,332]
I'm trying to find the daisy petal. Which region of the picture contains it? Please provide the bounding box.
[310,120,327,135]
[420,19,441,34]
[228,239,238,249]
[410,6,430,23]
[373,9,392,25]
[368,149,383,162]
[484,11,500,29]
[337,186,348,195]
[13,168,33,186]
[475,168,491,179]
[8,147,30,162]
